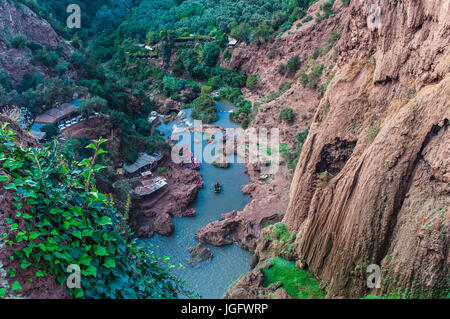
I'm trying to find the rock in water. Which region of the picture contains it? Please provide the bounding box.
[153,213,174,236]
[212,154,230,169]
[186,244,213,266]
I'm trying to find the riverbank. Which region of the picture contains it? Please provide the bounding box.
[129,155,203,238]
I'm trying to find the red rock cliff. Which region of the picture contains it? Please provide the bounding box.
[284,0,449,298]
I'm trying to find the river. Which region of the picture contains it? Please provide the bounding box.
[145,100,252,299]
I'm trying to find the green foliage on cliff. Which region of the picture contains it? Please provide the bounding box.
[283,129,309,169]
[300,63,324,89]
[0,123,194,299]
[263,257,325,299]
[279,107,295,124]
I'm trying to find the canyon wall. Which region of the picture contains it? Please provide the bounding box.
[284,0,449,298]
[0,0,70,84]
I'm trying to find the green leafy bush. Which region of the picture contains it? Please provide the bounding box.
[285,56,301,77]
[33,49,59,68]
[246,75,260,91]
[11,35,27,49]
[0,124,193,299]
[279,107,295,123]
[283,129,309,169]
[300,63,324,89]
[262,257,325,299]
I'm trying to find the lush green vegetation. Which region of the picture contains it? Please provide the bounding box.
[283,129,309,169]
[315,0,337,22]
[191,94,218,123]
[272,222,295,244]
[246,75,260,91]
[262,257,325,299]
[113,0,318,43]
[279,107,295,123]
[278,56,301,77]
[0,124,194,298]
[300,63,324,89]
[16,0,141,40]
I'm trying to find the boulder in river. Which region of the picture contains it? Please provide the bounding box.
[186,243,214,266]
[154,212,174,236]
[212,154,230,169]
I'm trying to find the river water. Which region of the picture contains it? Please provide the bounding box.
[145,100,252,299]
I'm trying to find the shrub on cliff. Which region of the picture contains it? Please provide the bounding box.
[283,129,309,169]
[33,49,59,68]
[11,35,27,50]
[246,75,260,91]
[300,63,324,89]
[279,107,295,123]
[0,124,194,299]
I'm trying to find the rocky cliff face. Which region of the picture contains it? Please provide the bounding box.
[284,0,449,298]
[0,0,69,84]
[226,0,449,299]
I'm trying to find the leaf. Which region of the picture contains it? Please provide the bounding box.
[72,230,82,239]
[79,159,91,166]
[20,261,32,269]
[103,257,116,269]
[11,281,22,291]
[0,288,6,297]
[93,164,105,172]
[36,270,46,277]
[4,183,17,191]
[82,265,97,277]
[86,144,97,150]
[29,232,39,240]
[0,175,9,182]
[82,229,93,237]
[77,253,92,266]
[74,288,84,298]
[8,268,16,278]
[93,245,108,256]
[98,216,112,226]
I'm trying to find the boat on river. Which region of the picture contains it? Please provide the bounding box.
[183,209,196,217]
[214,182,222,194]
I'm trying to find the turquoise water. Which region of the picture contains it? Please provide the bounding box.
[146,100,252,299]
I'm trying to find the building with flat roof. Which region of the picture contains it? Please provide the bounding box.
[123,153,163,174]
[34,103,77,125]
[134,176,168,197]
